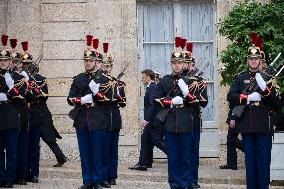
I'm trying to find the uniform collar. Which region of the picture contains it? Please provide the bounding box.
[171,72,182,79]
[248,69,259,77]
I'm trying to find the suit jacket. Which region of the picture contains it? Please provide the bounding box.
[144,82,159,126]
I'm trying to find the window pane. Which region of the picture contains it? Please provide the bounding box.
[202,82,214,121]
[143,43,173,75]
[181,1,214,41]
[142,3,174,42]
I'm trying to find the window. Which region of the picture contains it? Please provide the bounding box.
[138,1,216,121]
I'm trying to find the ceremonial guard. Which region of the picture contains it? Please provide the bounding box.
[9,38,31,185]
[20,41,48,183]
[227,33,278,189]
[183,41,208,189]
[67,35,115,189]
[154,37,197,189]
[0,34,21,188]
[102,42,126,185]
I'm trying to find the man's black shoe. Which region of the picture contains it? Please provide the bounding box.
[0,182,4,188]
[146,165,152,168]
[100,181,111,188]
[108,179,116,185]
[78,184,93,189]
[220,164,237,170]
[128,164,147,171]
[18,179,28,185]
[31,176,39,183]
[54,157,68,167]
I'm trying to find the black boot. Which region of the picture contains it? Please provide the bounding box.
[31,176,39,183]
[18,179,28,185]
[190,183,201,188]
[100,181,111,188]
[53,157,67,167]
[108,179,116,185]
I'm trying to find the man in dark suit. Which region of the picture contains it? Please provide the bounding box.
[220,104,244,171]
[129,69,167,171]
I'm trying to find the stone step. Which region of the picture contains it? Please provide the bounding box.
[39,161,246,185]
[9,178,284,189]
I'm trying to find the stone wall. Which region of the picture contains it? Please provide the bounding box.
[1,0,140,163]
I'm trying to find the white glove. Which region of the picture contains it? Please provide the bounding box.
[117,86,120,96]
[89,80,100,95]
[80,94,93,105]
[21,71,29,82]
[178,78,189,97]
[255,73,267,91]
[247,92,262,104]
[4,72,14,90]
[172,96,184,106]
[0,93,8,101]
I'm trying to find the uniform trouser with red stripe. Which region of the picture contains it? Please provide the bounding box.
[242,133,270,189]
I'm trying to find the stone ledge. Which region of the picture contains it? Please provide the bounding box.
[41,134,139,163]
[42,0,86,3]
[39,161,247,185]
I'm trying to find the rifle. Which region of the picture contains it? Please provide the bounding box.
[117,62,131,80]
[156,69,204,123]
[232,53,283,118]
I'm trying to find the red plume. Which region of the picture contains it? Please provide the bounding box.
[21,41,29,52]
[256,37,263,51]
[86,35,93,47]
[103,43,109,53]
[180,38,187,50]
[10,39,17,49]
[175,37,181,48]
[186,42,193,53]
[93,39,99,49]
[250,32,258,45]
[1,34,8,46]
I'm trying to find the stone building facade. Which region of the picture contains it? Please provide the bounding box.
[0,0,269,164]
